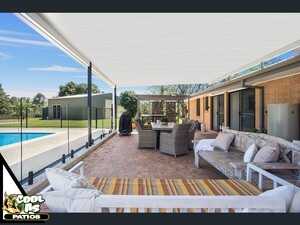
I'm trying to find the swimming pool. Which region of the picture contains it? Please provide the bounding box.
[0,132,53,147]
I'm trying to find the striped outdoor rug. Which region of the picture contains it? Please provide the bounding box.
[89,178,261,212]
[90,177,261,196]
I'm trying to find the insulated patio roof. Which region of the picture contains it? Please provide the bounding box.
[17,13,300,87]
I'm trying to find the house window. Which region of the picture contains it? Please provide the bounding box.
[196,98,200,116]
[205,96,209,111]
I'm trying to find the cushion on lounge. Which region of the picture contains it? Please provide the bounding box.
[195,139,215,152]
[289,191,300,213]
[211,132,234,152]
[243,143,258,163]
[253,143,280,163]
[46,168,96,191]
[243,185,296,212]
[42,188,102,212]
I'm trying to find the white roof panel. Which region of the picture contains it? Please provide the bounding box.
[18,13,300,87]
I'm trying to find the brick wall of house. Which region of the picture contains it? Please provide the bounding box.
[190,96,212,131]
[189,99,200,121]
[258,74,300,129]
[190,74,300,131]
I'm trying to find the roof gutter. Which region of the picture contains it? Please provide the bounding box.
[191,55,300,99]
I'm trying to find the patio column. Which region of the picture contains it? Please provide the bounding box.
[188,96,190,119]
[87,62,92,146]
[113,86,117,130]
[258,88,265,131]
[137,99,140,119]
[177,100,180,123]
[224,92,229,128]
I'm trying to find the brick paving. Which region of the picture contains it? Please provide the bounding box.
[83,133,226,179]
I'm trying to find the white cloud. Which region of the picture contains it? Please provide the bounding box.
[0,36,53,47]
[0,52,10,60]
[0,29,33,36]
[28,65,84,73]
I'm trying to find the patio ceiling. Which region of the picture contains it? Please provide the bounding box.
[18,13,300,88]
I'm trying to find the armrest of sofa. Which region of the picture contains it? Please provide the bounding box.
[230,162,247,180]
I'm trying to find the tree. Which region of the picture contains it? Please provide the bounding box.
[8,97,32,119]
[75,83,100,95]
[59,81,77,96]
[148,85,174,95]
[148,84,208,96]
[0,84,10,115]
[58,81,100,96]
[32,93,46,108]
[119,91,137,118]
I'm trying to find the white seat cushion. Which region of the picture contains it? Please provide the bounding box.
[243,185,297,212]
[42,188,102,212]
[46,168,96,190]
[289,191,300,213]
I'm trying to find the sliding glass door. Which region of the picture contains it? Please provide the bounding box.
[229,89,255,131]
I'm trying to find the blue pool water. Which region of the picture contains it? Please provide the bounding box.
[0,133,53,147]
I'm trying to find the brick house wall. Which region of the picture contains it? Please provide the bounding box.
[190,96,212,131]
[190,74,300,131]
[256,73,300,129]
[190,99,201,122]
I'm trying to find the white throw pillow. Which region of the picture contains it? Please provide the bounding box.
[243,143,258,163]
[243,185,297,213]
[46,168,96,190]
[42,188,102,212]
[195,139,215,152]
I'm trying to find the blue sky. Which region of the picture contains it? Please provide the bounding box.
[0,13,149,98]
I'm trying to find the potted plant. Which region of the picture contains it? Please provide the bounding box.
[161,117,169,125]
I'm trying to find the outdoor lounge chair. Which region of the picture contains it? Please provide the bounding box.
[135,119,157,149]
[159,123,191,157]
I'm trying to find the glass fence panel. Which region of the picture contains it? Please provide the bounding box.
[2,101,114,184]
[68,106,88,155]
[92,107,105,143]
[22,104,68,183]
[0,106,22,181]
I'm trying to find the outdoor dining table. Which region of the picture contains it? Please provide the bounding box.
[151,122,175,149]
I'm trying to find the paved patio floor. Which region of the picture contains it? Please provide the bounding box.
[83,133,227,179]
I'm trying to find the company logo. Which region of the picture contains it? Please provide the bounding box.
[3,192,49,221]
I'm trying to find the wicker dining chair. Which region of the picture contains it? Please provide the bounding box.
[159,123,191,157]
[134,119,157,149]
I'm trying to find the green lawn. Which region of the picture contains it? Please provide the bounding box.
[0,118,119,129]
